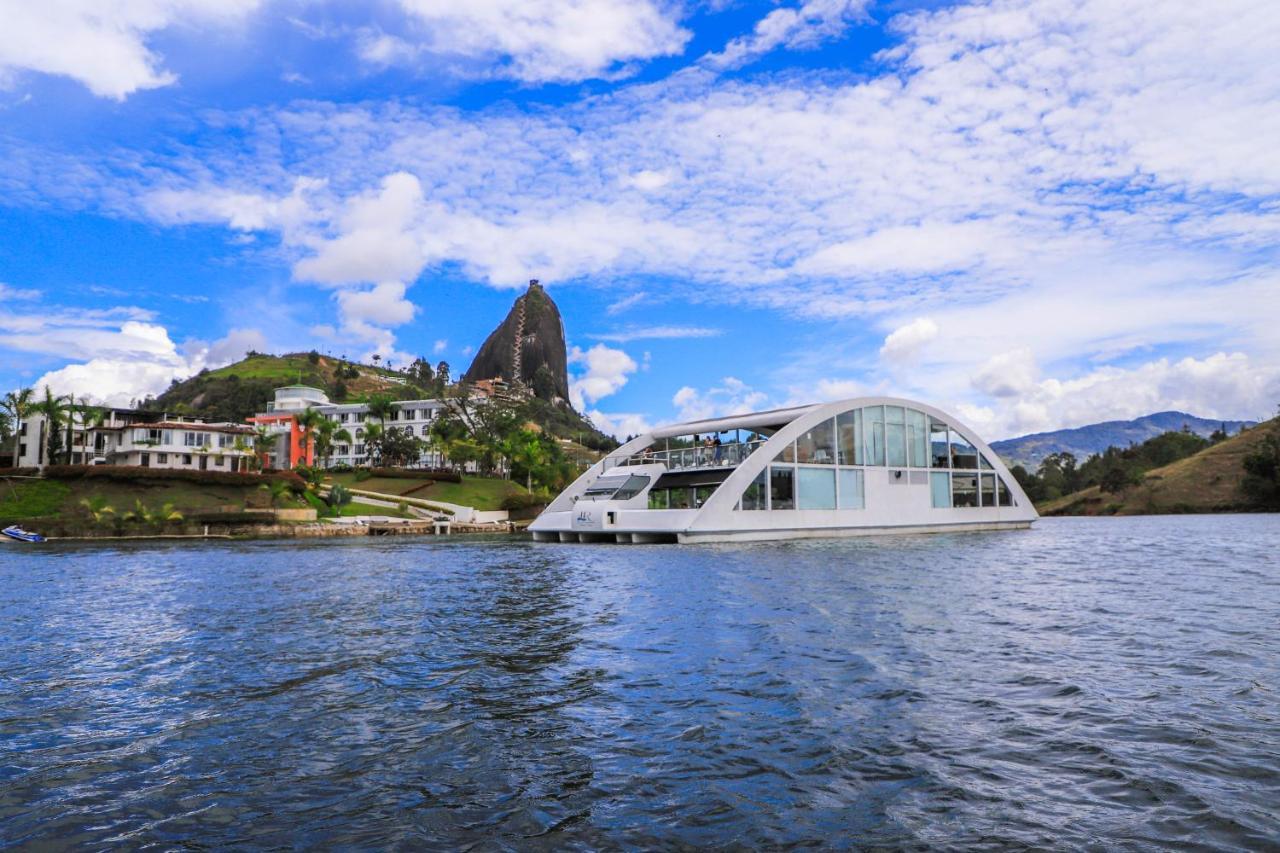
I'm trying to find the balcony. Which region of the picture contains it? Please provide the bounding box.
[605,439,767,473]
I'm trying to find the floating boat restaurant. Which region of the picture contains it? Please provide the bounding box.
[530,397,1038,543]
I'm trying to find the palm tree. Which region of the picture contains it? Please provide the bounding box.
[2,387,35,467]
[35,387,71,465]
[294,407,324,468]
[232,437,251,472]
[313,420,352,469]
[366,395,395,431]
[65,396,104,465]
[79,495,116,525]
[252,424,277,470]
[363,422,384,466]
[260,479,292,507]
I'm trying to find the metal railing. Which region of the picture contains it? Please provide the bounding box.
[605,439,766,472]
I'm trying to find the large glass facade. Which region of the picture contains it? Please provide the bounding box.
[736,404,1018,513]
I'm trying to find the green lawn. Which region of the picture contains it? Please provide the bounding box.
[0,479,70,521]
[324,473,525,510]
[340,500,413,518]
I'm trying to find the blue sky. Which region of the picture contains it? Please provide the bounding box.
[2,0,1278,439]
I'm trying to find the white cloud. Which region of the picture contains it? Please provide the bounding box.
[879,318,938,363]
[0,0,261,99]
[335,282,416,327]
[368,0,691,83]
[704,0,872,70]
[569,344,637,409]
[29,323,267,407]
[0,283,41,300]
[587,409,654,440]
[672,377,768,422]
[621,169,675,191]
[433,339,448,355]
[606,292,648,316]
[589,325,721,343]
[977,352,1280,438]
[972,348,1039,399]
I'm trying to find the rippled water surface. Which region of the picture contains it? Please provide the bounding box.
[2,515,1279,848]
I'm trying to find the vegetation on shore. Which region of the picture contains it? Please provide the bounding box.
[1034,413,1280,516]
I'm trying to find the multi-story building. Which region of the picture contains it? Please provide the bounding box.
[250,386,456,469]
[13,407,257,472]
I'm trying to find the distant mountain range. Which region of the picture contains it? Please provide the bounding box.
[991,411,1257,469]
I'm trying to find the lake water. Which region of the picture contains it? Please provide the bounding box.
[2,515,1278,848]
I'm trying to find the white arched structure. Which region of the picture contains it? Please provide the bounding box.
[530,397,1037,544]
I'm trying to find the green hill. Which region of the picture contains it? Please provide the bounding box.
[1040,416,1280,516]
[144,352,427,422]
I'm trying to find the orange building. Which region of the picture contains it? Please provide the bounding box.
[246,412,315,469]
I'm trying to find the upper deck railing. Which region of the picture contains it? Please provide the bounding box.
[603,438,767,473]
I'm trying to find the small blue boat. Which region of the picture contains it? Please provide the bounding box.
[1,525,45,543]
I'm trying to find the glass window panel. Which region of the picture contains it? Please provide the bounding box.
[796,419,836,464]
[669,488,693,509]
[930,418,950,468]
[777,440,797,464]
[614,475,651,501]
[886,422,907,467]
[695,486,715,507]
[979,453,994,470]
[998,478,1014,507]
[798,467,836,509]
[836,409,863,465]
[885,405,905,424]
[948,430,979,469]
[907,409,927,468]
[981,473,997,507]
[864,406,885,466]
[770,466,795,510]
[952,473,979,507]
[740,468,768,510]
[931,472,951,507]
[838,469,864,509]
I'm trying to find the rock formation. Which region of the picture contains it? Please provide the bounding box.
[462,280,570,403]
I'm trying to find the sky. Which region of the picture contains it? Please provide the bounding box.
[1,0,1278,441]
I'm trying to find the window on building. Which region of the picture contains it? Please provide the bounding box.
[798,467,836,509]
[777,438,797,464]
[981,473,997,507]
[949,430,979,469]
[740,469,768,510]
[952,473,979,507]
[648,489,669,509]
[885,406,907,467]
[770,466,795,510]
[215,455,225,467]
[183,454,193,465]
[669,488,693,509]
[140,452,150,467]
[836,409,863,465]
[695,486,716,508]
[930,418,950,468]
[979,453,994,470]
[355,429,364,439]
[796,419,836,464]
[157,453,168,464]
[907,409,928,467]
[838,469,864,509]
[863,406,885,466]
[613,475,651,501]
[931,472,951,507]
[998,478,1014,507]
[184,432,199,447]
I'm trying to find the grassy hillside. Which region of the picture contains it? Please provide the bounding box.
[324,472,525,510]
[0,476,308,531]
[145,352,425,422]
[1040,418,1278,516]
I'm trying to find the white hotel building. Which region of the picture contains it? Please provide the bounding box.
[11,408,256,471]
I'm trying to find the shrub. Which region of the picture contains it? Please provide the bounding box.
[41,464,306,492]
[189,510,279,524]
[327,484,353,509]
[500,492,550,511]
[0,467,40,477]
